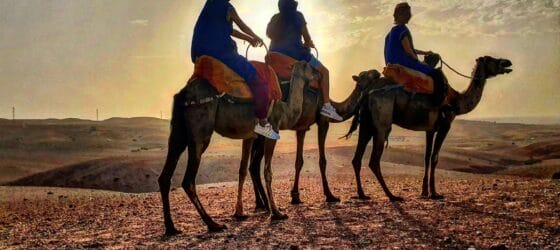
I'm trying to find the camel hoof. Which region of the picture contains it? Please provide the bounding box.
[164,227,181,237]
[390,196,404,202]
[271,213,289,221]
[429,194,444,200]
[326,196,341,203]
[420,193,429,199]
[291,197,303,205]
[208,223,227,232]
[233,213,249,221]
[254,206,269,212]
[351,195,371,200]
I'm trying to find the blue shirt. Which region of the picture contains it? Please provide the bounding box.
[268,11,312,62]
[191,0,256,82]
[384,24,433,75]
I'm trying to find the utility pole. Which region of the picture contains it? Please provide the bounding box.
[160,110,163,120]
[12,106,15,121]
[96,108,99,121]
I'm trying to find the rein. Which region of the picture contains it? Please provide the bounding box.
[440,57,482,81]
[245,43,269,60]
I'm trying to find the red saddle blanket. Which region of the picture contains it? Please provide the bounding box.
[190,56,282,101]
[383,64,458,105]
[382,64,434,94]
[265,52,320,89]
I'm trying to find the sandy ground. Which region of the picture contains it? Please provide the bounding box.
[1,172,559,249]
[1,118,559,248]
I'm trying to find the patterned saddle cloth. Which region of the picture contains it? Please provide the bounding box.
[383,64,458,105]
[189,56,282,101]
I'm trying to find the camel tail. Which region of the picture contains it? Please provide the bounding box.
[340,108,361,140]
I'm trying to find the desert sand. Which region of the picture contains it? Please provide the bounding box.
[0,117,559,248]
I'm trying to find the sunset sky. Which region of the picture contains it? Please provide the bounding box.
[1,0,559,120]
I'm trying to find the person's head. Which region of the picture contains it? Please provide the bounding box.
[278,0,298,13]
[393,2,411,25]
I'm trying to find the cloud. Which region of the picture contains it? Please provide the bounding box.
[301,0,560,52]
[129,19,149,26]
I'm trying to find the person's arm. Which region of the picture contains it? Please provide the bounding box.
[302,24,315,48]
[232,29,255,43]
[415,49,433,55]
[401,35,419,61]
[228,8,263,47]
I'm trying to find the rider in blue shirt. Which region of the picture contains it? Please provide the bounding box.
[192,0,280,139]
[267,0,343,121]
[384,2,447,105]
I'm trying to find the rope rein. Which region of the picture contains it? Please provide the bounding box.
[245,43,269,60]
[439,57,482,81]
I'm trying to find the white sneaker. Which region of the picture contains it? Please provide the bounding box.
[320,103,343,121]
[254,123,280,140]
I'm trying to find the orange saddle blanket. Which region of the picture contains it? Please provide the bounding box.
[190,56,282,101]
[265,52,320,89]
[382,64,434,94]
[383,64,458,105]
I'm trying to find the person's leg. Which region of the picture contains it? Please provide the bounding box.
[247,75,270,122]
[309,56,342,121]
[248,74,280,139]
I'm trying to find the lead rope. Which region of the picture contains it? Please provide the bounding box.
[440,57,481,80]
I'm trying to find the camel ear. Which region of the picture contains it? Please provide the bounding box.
[352,75,359,82]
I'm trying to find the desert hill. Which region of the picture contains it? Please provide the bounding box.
[1,117,559,192]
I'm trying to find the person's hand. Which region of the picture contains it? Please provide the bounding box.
[250,36,264,47]
[304,40,315,48]
[426,50,435,55]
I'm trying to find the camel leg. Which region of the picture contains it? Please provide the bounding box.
[183,139,227,232]
[264,139,288,220]
[158,126,187,236]
[421,131,435,198]
[428,124,450,199]
[351,125,373,200]
[368,134,403,202]
[318,121,340,202]
[290,130,306,204]
[234,138,254,220]
[249,136,269,211]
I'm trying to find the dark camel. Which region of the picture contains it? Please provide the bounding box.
[249,70,381,209]
[158,61,314,235]
[348,56,512,201]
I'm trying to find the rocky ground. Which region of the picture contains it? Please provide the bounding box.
[2,173,559,249]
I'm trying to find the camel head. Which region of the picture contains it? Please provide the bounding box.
[352,69,381,91]
[291,61,316,83]
[476,56,513,79]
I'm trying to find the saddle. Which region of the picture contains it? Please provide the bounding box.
[265,52,320,89]
[382,63,458,106]
[189,56,282,101]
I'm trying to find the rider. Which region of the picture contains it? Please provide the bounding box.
[384,2,447,105]
[191,0,280,140]
[266,0,343,121]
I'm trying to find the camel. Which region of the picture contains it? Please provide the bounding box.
[158,61,314,235]
[248,69,381,208]
[347,56,512,201]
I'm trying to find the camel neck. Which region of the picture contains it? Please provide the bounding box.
[331,87,362,121]
[455,63,487,115]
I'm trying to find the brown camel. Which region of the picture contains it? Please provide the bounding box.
[158,61,314,235]
[347,56,512,201]
[248,70,381,209]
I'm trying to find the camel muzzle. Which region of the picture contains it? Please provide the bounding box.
[500,59,512,74]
